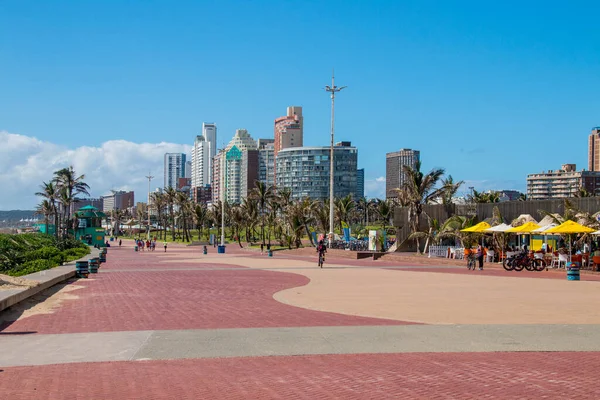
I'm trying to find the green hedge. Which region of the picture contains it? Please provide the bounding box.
[0,233,90,276]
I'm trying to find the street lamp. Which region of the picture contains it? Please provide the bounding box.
[145,173,154,240]
[324,70,347,248]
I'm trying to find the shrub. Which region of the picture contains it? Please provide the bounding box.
[62,247,90,262]
[7,259,57,277]
[23,246,61,262]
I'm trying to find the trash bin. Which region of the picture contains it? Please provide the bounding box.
[567,261,580,281]
[217,245,225,254]
[75,261,89,278]
[89,258,99,274]
[134,246,138,252]
[268,250,273,257]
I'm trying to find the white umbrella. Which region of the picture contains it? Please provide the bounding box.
[484,223,512,232]
[592,230,600,235]
[532,223,558,252]
[532,223,558,233]
[484,223,512,262]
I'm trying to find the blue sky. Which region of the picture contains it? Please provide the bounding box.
[2,0,600,207]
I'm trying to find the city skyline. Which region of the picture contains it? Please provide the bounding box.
[2,2,600,209]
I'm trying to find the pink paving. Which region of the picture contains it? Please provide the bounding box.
[1,352,597,399]
[394,266,600,280]
[1,266,412,335]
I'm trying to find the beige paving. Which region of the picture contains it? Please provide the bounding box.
[163,255,600,325]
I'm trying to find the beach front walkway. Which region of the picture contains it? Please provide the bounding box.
[1,241,599,399]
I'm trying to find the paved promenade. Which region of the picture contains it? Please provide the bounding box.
[1,241,599,399]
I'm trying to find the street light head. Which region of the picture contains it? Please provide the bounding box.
[339,86,347,91]
[325,86,331,90]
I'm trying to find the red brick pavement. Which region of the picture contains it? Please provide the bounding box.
[1,268,412,334]
[2,352,597,399]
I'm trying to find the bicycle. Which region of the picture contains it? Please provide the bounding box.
[318,251,325,268]
[467,253,476,270]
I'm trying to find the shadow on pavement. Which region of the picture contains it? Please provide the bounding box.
[0,279,81,332]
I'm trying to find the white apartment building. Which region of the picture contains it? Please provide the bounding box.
[164,153,186,189]
[191,122,217,190]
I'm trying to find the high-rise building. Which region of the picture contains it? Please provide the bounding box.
[184,161,192,179]
[212,150,224,204]
[212,129,258,204]
[191,135,209,187]
[356,168,365,199]
[588,127,600,171]
[192,185,212,204]
[386,149,420,199]
[276,143,358,201]
[164,153,186,189]
[102,190,135,212]
[527,164,600,199]
[257,139,275,188]
[191,123,217,189]
[274,106,303,157]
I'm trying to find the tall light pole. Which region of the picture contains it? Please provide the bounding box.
[221,156,226,248]
[324,71,346,248]
[146,173,154,240]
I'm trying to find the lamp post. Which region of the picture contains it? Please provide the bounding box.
[145,173,153,240]
[324,71,346,248]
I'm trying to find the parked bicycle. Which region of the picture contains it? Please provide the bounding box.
[503,251,546,272]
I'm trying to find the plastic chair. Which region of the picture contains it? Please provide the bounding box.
[593,256,600,271]
[486,250,495,263]
[557,254,568,269]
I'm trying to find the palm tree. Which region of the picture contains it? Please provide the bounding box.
[375,199,393,235]
[35,200,54,235]
[240,197,259,243]
[440,175,464,216]
[441,215,479,248]
[397,161,445,253]
[53,166,90,235]
[175,192,192,242]
[194,203,208,241]
[35,181,59,238]
[335,194,356,232]
[408,218,444,253]
[164,187,178,240]
[151,192,167,239]
[313,200,329,234]
[251,181,274,245]
[575,187,593,198]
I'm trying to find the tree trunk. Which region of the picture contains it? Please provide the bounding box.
[423,227,432,255]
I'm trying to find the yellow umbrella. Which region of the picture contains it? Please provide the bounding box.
[505,222,541,233]
[544,220,595,234]
[460,222,491,232]
[545,220,595,262]
[460,221,491,249]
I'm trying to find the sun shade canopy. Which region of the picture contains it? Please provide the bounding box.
[544,220,595,234]
[460,222,491,232]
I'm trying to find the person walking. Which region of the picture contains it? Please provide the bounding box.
[164,241,168,252]
[476,244,484,270]
[119,239,122,248]
[316,240,327,268]
[260,243,264,254]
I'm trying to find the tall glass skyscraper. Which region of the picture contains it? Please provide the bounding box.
[164,153,186,189]
[276,143,358,201]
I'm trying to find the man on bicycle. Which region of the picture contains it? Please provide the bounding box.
[316,240,327,267]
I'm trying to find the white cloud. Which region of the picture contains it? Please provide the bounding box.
[365,176,386,199]
[0,131,191,210]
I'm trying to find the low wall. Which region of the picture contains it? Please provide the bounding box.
[0,247,100,312]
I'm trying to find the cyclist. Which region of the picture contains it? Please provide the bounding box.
[316,240,327,268]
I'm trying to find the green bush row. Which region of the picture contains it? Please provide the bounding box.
[0,233,91,275]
